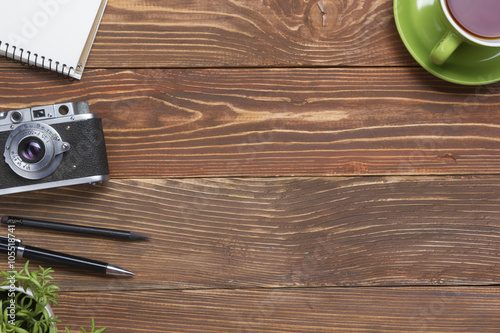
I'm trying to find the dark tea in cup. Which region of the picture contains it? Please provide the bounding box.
[446,0,500,39]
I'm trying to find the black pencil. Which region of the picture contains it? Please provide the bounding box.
[1,216,150,240]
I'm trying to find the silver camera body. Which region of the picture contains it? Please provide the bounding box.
[0,101,109,195]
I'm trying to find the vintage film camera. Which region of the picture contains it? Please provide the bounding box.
[0,101,109,195]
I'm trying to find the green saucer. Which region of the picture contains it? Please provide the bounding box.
[394,0,500,85]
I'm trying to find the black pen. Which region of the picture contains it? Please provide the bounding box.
[1,216,149,240]
[0,236,134,276]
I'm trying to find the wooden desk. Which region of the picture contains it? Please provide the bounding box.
[1,0,500,331]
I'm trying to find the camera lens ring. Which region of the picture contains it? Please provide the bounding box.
[3,122,68,180]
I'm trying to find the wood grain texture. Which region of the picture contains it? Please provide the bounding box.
[0,0,409,69]
[1,0,499,331]
[56,287,500,332]
[2,176,500,291]
[0,68,499,177]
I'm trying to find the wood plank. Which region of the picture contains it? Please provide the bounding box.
[56,287,500,332]
[0,0,410,69]
[0,68,499,177]
[2,176,500,291]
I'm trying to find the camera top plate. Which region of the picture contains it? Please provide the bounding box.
[0,102,94,130]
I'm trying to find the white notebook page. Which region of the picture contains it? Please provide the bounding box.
[0,0,106,79]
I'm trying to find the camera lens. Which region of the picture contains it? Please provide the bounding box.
[4,122,70,180]
[18,137,46,163]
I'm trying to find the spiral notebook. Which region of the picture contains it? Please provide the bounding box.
[0,0,108,80]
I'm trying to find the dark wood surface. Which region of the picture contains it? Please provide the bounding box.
[1,0,500,332]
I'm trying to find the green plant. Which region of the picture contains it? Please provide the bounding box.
[0,262,106,333]
[64,319,106,333]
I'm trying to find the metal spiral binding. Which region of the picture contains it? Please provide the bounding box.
[0,40,75,80]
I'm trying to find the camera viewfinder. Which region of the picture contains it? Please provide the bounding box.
[33,109,46,118]
[11,112,23,123]
[58,105,70,115]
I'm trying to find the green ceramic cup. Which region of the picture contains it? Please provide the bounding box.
[430,0,500,65]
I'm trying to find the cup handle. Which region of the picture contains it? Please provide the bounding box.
[430,31,463,65]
